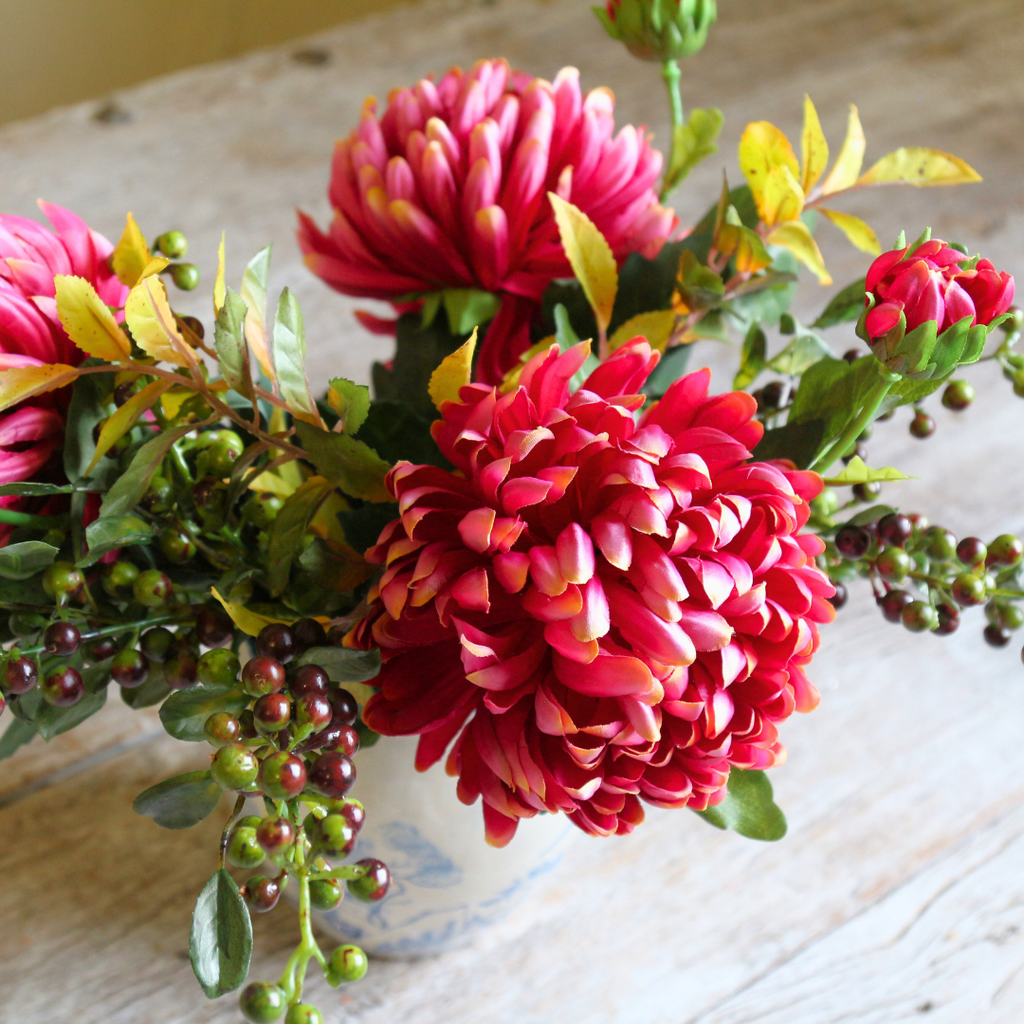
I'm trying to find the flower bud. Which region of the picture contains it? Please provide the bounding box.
[594,0,717,62]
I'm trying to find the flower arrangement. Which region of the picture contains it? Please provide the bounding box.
[1,1,1021,1020]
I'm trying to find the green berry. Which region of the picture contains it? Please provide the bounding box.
[197,648,241,687]
[989,601,1024,631]
[42,562,84,602]
[159,527,196,564]
[924,527,958,561]
[309,878,343,911]
[239,981,286,1023]
[852,481,881,503]
[326,944,368,986]
[901,600,938,633]
[988,534,1024,567]
[133,569,173,608]
[311,813,355,857]
[951,572,986,607]
[100,559,139,598]
[244,492,284,529]
[1001,306,1023,333]
[941,379,974,410]
[285,1005,323,1024]
[110,648,149,688]
[956,536,987,567]
[170,262,199,290]
[211,743,259,791]
[811,488,838,517]
[204,711,242,746]
[259,751,307,799]
[227,827,265,869]
[875,547,911,582]
[140,626,174,663]
[155,230,188,259]
[909,411,935,438]
[140,474,174,512]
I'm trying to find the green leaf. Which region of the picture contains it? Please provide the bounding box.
[120,665,173,709]
[752,419,825,469]
[63,365,118,487]
[733,323,766,390]
[442,288,500,335]
[373,312,467,420]
[725,247,800,329]
[190,868,253,999]
[336,502,399,553]
[100,423,193,518]
[266,476,335,597]
[0,482,76,497]
[78,515,153,567]
[159,685,250,742]
[694,768,787,840]
[213,289,253,399]
[811,276,866,329]
[240,245,273,382]
[0,717,37,761]
[272,288,319,425]
[676,250,725,311]
[35,686,107,740]
[844,504,896,527]
[135,770,224,830]
[327,378,371,435]
[767,330,832,376]
[295,645,382,684]
[824,455,911,486]
[355,402,447,468]
[294,421,392,504]
[8,687,42,723]
[666,107,724,188]
[0,541,58,580]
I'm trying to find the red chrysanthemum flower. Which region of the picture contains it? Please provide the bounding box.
[0,201,126,543]
[298,59,677,384]
[348,339,836,846]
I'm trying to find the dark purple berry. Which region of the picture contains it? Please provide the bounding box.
[842,348,861,364]
[852,481,881,502]
[241,656,286,696]
[4,656,38,694]
[877,513,913,548]
[347,858,391,903]
[244,876,281,913]
[984,623,1012,648]
[340,800,365,833]
[295,693,332,731]
[255,623,296,663]
[327,625,349,647]
[309,752,356,799]
[323,723,360,757]
[909,411,936,438]
[329,688,359,726]
[935,602,960,635]
[110,648,149,688]
[289,664,330,698]
[164,650,199,689]
[835,524,871,560]
[291,617,327,653]
[880,590,914,623]
[255,816,294,854]
[827,581,848,609]
[957,537,987,567]
[196,604,234,648]
[254,692,291,732]
[40,667,84,707]
[44,621,80,657]
[260,751,307,799]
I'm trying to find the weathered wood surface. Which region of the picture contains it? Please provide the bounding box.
[2,0,1024,1021]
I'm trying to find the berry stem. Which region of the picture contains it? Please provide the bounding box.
[219,795,247,870]
[11,611,187,658]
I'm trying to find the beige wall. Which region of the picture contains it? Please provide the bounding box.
[0,0,412,126]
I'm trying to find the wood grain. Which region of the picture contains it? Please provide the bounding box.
[1,0,1024,1022]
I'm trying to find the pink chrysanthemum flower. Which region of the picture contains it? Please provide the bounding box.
[298,59,677,384]
[348,339,835,846]
[0,201,126,543]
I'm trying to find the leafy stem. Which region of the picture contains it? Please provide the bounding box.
[810,371,896,474]
[659,58,685,202]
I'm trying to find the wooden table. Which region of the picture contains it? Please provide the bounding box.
[2,1,1024,1021]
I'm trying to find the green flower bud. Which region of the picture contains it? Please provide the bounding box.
[594,0,717,61]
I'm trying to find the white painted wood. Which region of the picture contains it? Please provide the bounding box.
[2,0,1024,1021]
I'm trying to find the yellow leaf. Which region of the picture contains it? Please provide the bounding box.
[608,310,676,353]
[820,208,881,255]
[766,221,832,285]
[0,363,81,414]
[138,257,168,280]
[248,463,306,498]
[213,233,226,315]
[428,327,478,411]
[761,164,805,226]
[820,105,865,195]
[54,275,132,362]
[240,246,274,382]
[86,379,172,474]
[738,121,800,223]
[801,95,829,194]
[548,193,618,332]
[210,586,293,637]
[824,455,911,486]
[111,213,151,288]
[857,147,982,188]
[124,276,196,368]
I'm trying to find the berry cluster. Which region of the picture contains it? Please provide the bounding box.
[200,621,389,1023]
[821,507,1024,655]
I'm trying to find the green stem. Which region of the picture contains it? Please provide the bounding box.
[0,509,67,528]
[810,373,896,475]
[14,610,187,658]
[659,58,685,203]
